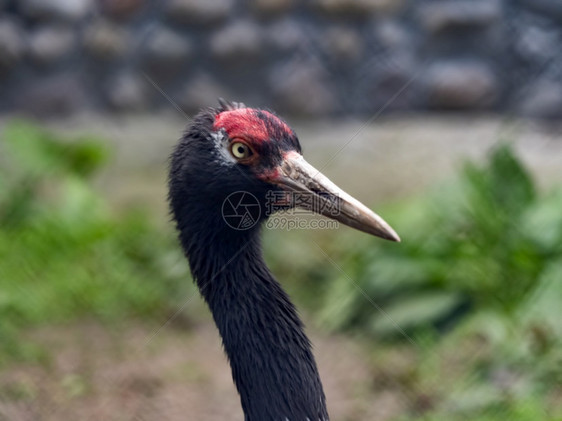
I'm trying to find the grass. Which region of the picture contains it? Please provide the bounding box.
[0,120,193,365]
[310,145,562,420]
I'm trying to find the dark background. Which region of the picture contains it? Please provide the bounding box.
[1,0,561,118]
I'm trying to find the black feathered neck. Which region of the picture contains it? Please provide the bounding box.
[188,229,328,420]
[168,103,328,420]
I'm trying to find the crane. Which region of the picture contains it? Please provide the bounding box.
[168,99,400,420]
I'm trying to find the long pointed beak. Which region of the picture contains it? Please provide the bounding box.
[267,152,400,242]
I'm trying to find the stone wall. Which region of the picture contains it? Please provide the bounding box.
[0,0,561,118]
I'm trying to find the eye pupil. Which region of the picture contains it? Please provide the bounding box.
[230,141,253,160]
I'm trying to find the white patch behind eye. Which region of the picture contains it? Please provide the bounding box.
[210,129,237,166]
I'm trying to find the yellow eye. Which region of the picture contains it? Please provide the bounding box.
[230,142,253,160]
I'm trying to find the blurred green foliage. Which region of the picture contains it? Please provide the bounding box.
[319,145,562,335]
[0,121,191,365]
[1,121,560,420]
[315,145,562,420]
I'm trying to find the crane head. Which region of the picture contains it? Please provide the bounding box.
[169,99,399,242]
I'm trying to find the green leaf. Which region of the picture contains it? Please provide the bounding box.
[487,144,536,211]
[370,291,463,336]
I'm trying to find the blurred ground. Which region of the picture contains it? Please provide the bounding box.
[0,320,406,421]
